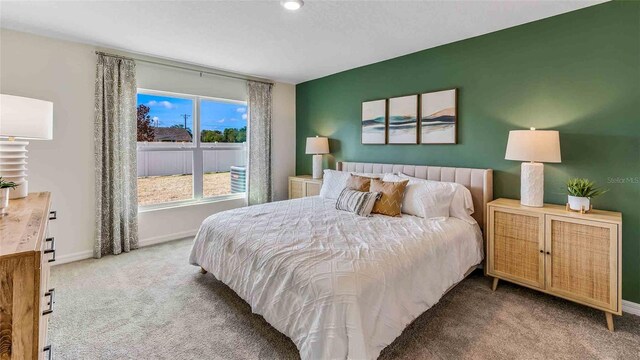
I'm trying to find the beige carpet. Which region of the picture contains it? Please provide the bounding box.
[49,239,640,360]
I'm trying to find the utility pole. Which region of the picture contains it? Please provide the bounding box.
[180,114,191,129]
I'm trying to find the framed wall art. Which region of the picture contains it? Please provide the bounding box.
[420,89,457,144]
[361,99,387,144]
[388,95,418,144]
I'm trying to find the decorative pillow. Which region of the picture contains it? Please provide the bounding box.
[397,173,476,224]
[383,173,454,218]
[335,188,381,217]
[369,179,409,217]
[346,174,374,192]
[319,169,351,200]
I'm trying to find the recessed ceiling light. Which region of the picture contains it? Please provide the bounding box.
[281,0,304,11]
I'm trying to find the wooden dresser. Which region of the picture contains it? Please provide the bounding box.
[0,192,56,360]
[486,198,622,331]
[288,175,323,199]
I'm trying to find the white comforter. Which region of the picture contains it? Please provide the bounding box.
[189,196,483,360]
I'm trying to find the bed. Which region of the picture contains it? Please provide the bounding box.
[189,161,493,360]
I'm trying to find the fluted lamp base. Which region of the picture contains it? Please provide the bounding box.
[0,140,29,199]
[520,162,544,207]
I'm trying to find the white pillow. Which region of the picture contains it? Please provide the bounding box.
[396,173,476,224]
[319,169,352,200]
[382,173,454,219]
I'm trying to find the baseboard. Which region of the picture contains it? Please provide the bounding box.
[138,229,197,248]
[53,230,197,266]
[55,249,94,265]
[623,300,640,316]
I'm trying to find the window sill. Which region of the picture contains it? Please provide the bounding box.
[138,193,246,213]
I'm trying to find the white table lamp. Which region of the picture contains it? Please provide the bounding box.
[505,128,561,207]
[0,94,54,199]
[305,136,329,179]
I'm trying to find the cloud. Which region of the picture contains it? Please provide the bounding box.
[242,114,247,120]
[152,116,159,121]
[217,119,225,123]
[147,100,175,109]
[236,107,247,113]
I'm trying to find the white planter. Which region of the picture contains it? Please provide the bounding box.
[568,195,590,212]
[0,188,9,216]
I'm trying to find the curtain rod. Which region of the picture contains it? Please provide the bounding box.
[95,51,274,86]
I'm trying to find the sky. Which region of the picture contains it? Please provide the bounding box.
[137,93,247,132]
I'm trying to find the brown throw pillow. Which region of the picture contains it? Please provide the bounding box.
[346,174,373,192]
[370,179,409,216]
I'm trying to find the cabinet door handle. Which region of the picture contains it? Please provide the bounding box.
[43,288,55,315]
[44,237,56,263]
[43,345,53,360]
[546,251,551,255]
[539,250,544,253]
[49,210,57,220]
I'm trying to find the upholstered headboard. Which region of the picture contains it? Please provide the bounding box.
[336,161,493,232]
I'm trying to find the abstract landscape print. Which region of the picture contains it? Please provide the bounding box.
[361,99,387,144]
[421,89,457,144]
[388,95,418,144]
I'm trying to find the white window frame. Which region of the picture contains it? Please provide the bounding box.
[137,88,247,211]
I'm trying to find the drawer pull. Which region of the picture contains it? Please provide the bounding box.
[49,210,57,220]
[43,288,55,315]
[43,344,53,360]
[45,237,56,263]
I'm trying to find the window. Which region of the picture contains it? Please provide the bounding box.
[136,89,247,207]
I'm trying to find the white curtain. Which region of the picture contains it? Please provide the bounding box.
[247,81,273,205]
[94,53,139,258]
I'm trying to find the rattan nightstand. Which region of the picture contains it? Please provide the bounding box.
[288,175,323,199]
[486,198,622,331]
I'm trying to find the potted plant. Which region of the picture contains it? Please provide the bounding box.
[566,178,608,212]
[0,177,19,216]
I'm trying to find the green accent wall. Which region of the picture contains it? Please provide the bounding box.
[296,1,640,303]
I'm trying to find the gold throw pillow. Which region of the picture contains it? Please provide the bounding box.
[370,179,409,216]
[346,174,374,192]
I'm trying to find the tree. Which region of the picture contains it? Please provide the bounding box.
[137,105,155,142]
[200,126,247,143]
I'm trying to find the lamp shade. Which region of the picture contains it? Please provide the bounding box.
[0,94,53,140]
[305,136,329,155]
[505,129,561,163]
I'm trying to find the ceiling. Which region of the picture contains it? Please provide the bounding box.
[0,0,606,84]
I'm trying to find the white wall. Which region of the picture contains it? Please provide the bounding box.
[0,29,296,263]
[0,29,96,262]
[272,82,296,201]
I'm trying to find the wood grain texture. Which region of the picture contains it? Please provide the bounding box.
[0,192,52,360]
[0,255,36,360]
[0,192,51,257]
[489,198,621,224]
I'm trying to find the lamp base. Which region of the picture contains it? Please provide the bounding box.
[0,140,29,199]
[312,154,323,179]
[520,162,544,207]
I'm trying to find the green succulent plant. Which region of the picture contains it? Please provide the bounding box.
[0,177,19,190]
[566,178,608,198]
